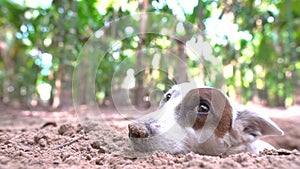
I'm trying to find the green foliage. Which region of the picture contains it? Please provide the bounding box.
[0,0,299,107]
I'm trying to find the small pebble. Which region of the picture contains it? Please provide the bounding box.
[95,158,103,165]
[34,132,47,144]
[98,148,106,154]
[53,161,60,165]
[153,159,161,166]
[64,157,79,164]
[91,141,106,153]
[86,155,92,160]
[39,138,46,147]
[21,145,31,152]
[13,151,22,157]
[168,160,174,165]
[91,141,101,149]
[160,159,167,165]
[61,153,71,161]
[58,124,75,136]
[185,153,193,161]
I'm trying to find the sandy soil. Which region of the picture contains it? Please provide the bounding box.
[0,105,300,169]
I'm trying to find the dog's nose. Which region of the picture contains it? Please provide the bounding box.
[128,123,150,138]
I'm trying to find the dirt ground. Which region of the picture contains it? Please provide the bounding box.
[0,105,300,169]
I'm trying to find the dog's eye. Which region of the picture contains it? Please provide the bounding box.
[166,93,172,101]
[197,102,210,113]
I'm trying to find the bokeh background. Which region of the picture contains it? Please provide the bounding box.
[1,0,300,110]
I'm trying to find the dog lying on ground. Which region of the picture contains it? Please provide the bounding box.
[128,83,284,155]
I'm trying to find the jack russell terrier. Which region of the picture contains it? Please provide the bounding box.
[128,83,284,155]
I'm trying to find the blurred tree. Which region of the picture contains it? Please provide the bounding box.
[0,1,30,106]
[212,0,300,106]
[135,0,149,108]
[51,0,80,109]
[0,0,299,109]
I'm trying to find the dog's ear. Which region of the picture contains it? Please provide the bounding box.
[235,110,284,138]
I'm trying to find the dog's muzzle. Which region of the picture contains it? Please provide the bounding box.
[128,120,159,138]
[128,123,149,138]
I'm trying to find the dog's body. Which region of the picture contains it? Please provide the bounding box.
[128,83,284,155]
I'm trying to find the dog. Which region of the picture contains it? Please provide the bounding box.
[128,83,284,155]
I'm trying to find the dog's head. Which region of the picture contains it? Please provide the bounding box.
[128,83,283,155]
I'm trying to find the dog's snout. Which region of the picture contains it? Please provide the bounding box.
[128,123,150,138]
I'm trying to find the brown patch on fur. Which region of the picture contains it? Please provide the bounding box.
[214,98,232,138]
[192,116,208,130]
[176,88,232,138]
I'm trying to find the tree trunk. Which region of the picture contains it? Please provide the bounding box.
[285,0,300,105]
[51,0,71,109]
[135,0,148,108]
[294,78,300,105]
[197,0,205,85]
[52,65,62,109]
[286,0,300,105]
[177,41,187,83]
[1,37,17,105]
[0,36,9,104]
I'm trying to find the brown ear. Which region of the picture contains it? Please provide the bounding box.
[235,110,284,137]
